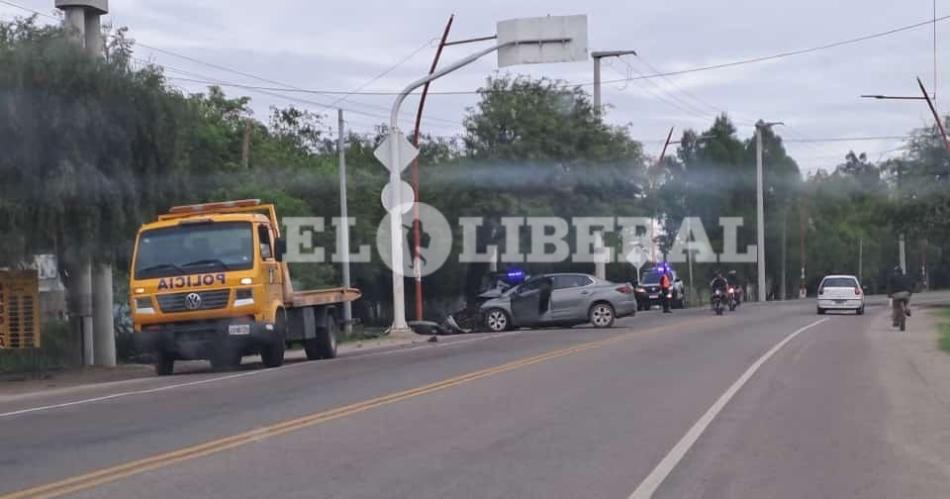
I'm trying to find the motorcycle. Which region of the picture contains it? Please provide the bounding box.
[712,289,725,315]
[727,287,739,311]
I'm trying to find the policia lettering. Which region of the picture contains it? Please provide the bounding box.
[157,273,226,291]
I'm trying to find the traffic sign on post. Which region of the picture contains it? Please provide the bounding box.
[625,245,649,272]
[381,180,415,214]
[374,131,419,173]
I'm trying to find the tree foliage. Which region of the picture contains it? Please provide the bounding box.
[2,16,949,329]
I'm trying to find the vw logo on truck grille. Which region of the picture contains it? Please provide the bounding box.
[184,292,203,310]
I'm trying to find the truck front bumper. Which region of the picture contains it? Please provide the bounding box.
[136,319,279,360]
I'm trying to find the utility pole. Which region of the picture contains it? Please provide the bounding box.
[337,110,353,334]
[896,166,906,274]
[899,233,907,274]
[780,208,787,300]
[58,0,114,367]
[858,237,863,283]
[241,119,252,169]
[592,50,637,111]
[755,120,783,302]
[799,200,807,299]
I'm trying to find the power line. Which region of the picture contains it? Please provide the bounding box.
[0,0,56,19]
[604,58,714,121]
[633,54,724,116]
[594,13,950,87]
[784,135,907,143]
[5,0,949,95]
[139,58,415,129]
[328,37,437,107]
[0,0,461,127]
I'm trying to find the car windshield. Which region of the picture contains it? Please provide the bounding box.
[822,277,857,288]
[134,222,253,279]
[641,271,664,284]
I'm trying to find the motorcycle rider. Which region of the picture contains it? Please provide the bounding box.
[726,270,742,304]
[710,271,728,309]
[886,265,914,327]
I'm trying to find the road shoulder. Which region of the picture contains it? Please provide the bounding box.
[0,330,428,401]
[872,306,950,497]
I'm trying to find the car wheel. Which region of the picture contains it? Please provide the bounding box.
[817,307,826,315]
[856,306,865,315]
[589,303,615,328]
[485,308,510,332]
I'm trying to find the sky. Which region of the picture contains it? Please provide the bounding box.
[2,0,947,174]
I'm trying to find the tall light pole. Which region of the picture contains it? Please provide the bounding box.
[592,50,637,111]
[337,110,352,334]
[379,15,587,333]
[755,120,783,302]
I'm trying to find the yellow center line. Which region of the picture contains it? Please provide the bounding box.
[3,317,710,499]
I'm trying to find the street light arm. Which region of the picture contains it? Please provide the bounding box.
[591,49,638,58]
[391,41,515,129]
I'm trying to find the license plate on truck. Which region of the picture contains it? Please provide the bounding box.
[228,324,251,336]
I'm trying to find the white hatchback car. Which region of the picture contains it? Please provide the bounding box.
[816,274,865,315]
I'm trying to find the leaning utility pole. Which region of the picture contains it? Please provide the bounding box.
[410,14,454,322]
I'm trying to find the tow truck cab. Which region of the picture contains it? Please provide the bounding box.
[129,199,359,375]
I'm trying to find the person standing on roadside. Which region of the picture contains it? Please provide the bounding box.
[660,269,673,314]
[886,265,914,328]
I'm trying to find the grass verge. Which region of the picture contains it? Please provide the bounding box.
[937,309,950,354]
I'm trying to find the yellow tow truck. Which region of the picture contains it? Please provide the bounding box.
[129,199,360,375]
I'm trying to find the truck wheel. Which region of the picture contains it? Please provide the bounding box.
[305,315,338,360]
[261,312,287,368]
[154,352,174,376]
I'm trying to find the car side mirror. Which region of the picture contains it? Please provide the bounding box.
[275,237,287,262]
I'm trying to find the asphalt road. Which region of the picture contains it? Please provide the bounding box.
[2,293,950,498]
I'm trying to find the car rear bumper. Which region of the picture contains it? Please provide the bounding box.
[135,319,278,359]
[614,299,638,317]
[817,299,864,310]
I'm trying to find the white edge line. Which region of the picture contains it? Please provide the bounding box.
[0,330,529,418]
[628,317,830,499]
[0,370,261,418]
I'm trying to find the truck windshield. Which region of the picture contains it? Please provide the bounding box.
[134,222,254,279]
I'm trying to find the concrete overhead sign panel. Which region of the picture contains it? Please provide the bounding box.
[497,15,588,68]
